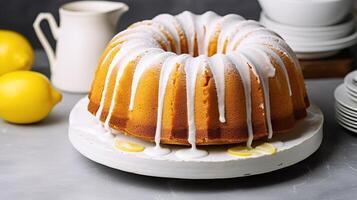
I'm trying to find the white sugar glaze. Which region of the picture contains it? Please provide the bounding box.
[92,11,300,159]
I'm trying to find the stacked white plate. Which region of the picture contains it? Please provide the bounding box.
[260,13,357,59]
[335,71,357,132]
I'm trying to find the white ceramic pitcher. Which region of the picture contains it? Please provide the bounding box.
[33,1,128,93]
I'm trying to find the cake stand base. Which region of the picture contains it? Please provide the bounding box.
[69,98,323,179]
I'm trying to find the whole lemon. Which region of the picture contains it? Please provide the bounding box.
[0,71,62,124]
[0,30,34,76]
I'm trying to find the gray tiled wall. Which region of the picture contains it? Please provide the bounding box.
[0,0,261,49]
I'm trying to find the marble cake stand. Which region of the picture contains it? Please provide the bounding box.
[68,98,323,179]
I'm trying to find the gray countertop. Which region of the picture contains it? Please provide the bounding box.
[1,53,357,199]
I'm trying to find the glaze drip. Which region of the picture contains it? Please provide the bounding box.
[151,54,189,155]
[227,52,253,147]
[185,56,201,151]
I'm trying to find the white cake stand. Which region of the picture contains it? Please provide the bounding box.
[69,98,323,179]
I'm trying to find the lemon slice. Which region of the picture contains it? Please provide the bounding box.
[255,143,277,155]
[227,146,259,157]
[114,139,145,153]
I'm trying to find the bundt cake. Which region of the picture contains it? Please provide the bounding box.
[88,11,309,148]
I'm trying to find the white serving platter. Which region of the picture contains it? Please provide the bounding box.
[69,98,323,179]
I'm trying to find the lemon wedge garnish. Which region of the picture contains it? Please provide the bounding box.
[255,143,277,155]
[227,146,258,157]
[114,139,145,153]
[227,143,277,157]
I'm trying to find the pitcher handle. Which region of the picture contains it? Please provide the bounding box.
[33,13,58,69]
